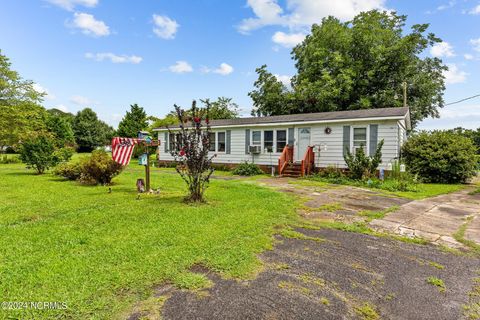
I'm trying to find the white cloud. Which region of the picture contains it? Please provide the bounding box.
[70,95,93,106]
[436,1,456,11]
[238,0,386,33]
[274,74,291,87]
[54,104,69,113]
[200,63,235,75]
[85,52,142,64]
[71,12,110,37]
[430,42,455,57]
[419,104,480,130]
[45,0,98,11]
[213,63,234,75]
[443,63,467,84]
[272,31,305,47]
[468,4,480,15]
[32,83,56,100]
[152,14,179,39]
[470,38,480,52]
[169,61,193,73]
[464,53,474,60]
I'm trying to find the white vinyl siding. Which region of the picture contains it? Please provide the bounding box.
[157,119,402,169]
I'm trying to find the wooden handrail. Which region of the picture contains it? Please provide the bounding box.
[278,145,293,175]
[300,146,315,177]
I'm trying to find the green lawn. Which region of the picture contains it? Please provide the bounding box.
[0,163,296,319]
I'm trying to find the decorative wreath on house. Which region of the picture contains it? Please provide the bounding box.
[324,127,332,134]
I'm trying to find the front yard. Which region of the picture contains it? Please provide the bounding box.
[1,162,479,319]
[0,163,296,319]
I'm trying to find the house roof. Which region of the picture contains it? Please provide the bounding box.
[154,107,410,130]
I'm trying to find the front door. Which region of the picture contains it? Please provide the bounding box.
[297,127,311,161]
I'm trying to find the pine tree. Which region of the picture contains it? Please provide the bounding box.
[117,104,148,137]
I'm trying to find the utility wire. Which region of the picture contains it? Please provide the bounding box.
[445,93,480,106]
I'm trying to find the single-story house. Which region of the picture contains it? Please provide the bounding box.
[154,107,411,176]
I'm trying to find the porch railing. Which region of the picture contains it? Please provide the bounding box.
[278,145,293,175]
[300,146,315,177]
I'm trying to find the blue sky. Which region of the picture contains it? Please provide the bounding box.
[1,0,479,129]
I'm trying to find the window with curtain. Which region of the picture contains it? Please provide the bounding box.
[252,131,261,146]
[353,127,367,154]
[276,130,287,153]
[217,132,226,152]
[264,130,273,152]
[169,133,182,151]
[209,132,216,152]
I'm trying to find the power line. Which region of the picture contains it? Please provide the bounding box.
[445,93,480,106]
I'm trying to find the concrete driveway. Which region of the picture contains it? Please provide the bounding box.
[370,189,480,248]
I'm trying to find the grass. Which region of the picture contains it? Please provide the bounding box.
[463,276,480,319]
[304,176,465,200]
[358,206,399,222]
[0,162,297,319]
[426,276,446,293]
[453,216,480,255]
[354,302,380,320]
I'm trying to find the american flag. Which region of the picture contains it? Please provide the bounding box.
[111,137,140,166]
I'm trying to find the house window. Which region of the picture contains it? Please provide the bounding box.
[353,127,367,153]
[217,132,226,152]
[252,131,261,146]
[264,130,273,152]
[169,133,182,151]
[276,130,287,153]
[209,132,216,152]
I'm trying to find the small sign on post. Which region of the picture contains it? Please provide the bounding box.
[136,131,160,193]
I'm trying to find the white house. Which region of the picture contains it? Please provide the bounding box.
[154,107,410,176]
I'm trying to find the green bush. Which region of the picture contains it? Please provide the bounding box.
[19,135,61,174]
[232,162,264,176]
[53,162,83,181]
[402,131,477,183]
[54,150,123,185]
[0,154,21,164]
[344,140,384,180]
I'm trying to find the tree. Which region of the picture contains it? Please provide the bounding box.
[46,113,75,147]
[73,108,105,152]
[149,97,239,131]
[19,135,61,174]
[168,100,215,203]
[0,50,47,151]
[250,10,446,127]
[249,65,291,116]
[450,127,480,154]
[201,97,239,119]
[117,103,148,138]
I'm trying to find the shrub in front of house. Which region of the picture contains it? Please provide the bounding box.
[343,140,384,180]
[402,131,477,183]
[232,162,264,176]
[54,150,123,185]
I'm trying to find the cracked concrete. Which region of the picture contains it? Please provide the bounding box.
[370,188,480,248]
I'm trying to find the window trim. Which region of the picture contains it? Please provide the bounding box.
[350,125,369,154]
[217,131,226,153]
[250,129,289,154]
[276,129,287,153]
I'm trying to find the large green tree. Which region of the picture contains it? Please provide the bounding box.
[149,97,239,130]
[249,10,446,127]
[0,50,47,150]
[46,113,75,147]
[73,108,113,152]
[117,103,148,138]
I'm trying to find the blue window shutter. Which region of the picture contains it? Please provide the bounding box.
[164,132,168,152]
[245,129,250,154]
[226,130,231,154]
[343,126,350,156]
[369,124,378,156]
[288,128,294,146]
